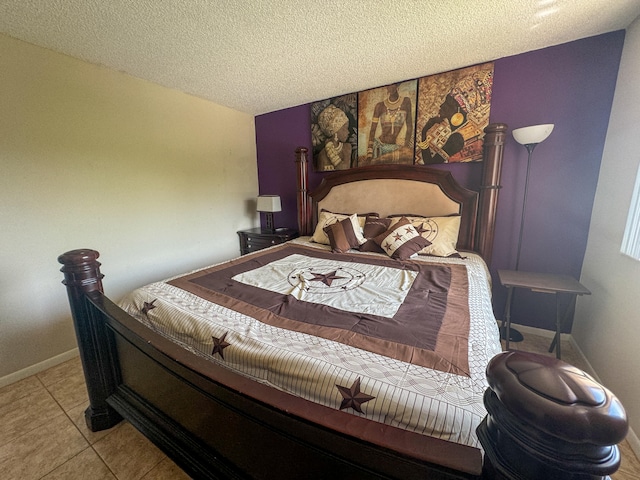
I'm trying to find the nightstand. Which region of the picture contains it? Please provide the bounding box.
[498,269,591,359]
[237,227,299,255]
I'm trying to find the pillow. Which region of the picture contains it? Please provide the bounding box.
[324,214,367,253]
[373,217,431,260]
[311,210,374,245]
[410,215,461,257]
[359,216,391,253]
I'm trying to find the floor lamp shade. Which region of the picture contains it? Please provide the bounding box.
[512,124,554,147]
[257,195,281,231]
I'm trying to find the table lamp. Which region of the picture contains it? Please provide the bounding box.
[257,195,281,232]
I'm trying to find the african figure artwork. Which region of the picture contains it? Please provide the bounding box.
[310,63,492,170]
[311,94,357,171]
[357,80,418,166]
[415,62,494,164]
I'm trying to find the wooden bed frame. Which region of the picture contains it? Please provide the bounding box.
[59,124,510,479]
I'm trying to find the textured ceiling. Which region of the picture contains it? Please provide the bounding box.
[2,1,640,115]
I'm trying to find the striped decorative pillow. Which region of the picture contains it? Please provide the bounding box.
[359,216,391,253]
[324,214,367,253]
[312,210,373,245]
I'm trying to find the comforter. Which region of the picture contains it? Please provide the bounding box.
[119,238,501,449]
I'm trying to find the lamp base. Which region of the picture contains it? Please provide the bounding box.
[500,326,524,343]
[265,212,276,232]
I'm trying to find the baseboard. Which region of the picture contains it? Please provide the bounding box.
[0,347,80,389]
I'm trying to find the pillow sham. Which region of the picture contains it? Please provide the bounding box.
[411,215,461,257]
[324,214,367,253]
[359,216,391,253]
[373,217,430,260]
[311,210,373,245]
[388,215,461,257]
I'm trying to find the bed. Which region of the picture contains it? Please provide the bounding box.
[59,124,509,479]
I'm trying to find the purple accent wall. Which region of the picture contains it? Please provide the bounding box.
[255,31,625,332]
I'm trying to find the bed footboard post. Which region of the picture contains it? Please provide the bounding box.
[477,351,627,479]
[59,249,122,431]
[477,123,507,265]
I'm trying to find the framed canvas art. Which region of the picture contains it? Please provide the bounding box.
[311,94,358,171]
[357,80,417,167]
[415,62,494,164]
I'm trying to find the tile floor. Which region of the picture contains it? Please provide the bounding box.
[1,333,638,479]
[0,356,190,480]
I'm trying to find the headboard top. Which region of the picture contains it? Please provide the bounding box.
[316,178,460,219]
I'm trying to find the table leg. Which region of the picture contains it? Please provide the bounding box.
[502,287,514,351]
[555,294,562,359]
[548,293,578,359]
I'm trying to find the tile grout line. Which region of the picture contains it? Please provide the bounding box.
[88,443,120,480]
[0,379,66,451]
[39,375,91,480]
[36,361,175,479]
[39,390,121,479]
[38,368,120,479]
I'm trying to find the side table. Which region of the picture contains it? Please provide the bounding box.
[497,270,591,359]
[237,227,299,255]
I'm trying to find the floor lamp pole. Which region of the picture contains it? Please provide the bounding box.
[515,143,536,271]
[502,143,537,342]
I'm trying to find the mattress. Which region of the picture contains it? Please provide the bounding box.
[119,238,502,449]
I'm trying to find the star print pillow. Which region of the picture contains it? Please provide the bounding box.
[373,217,430,260]
[389,215,461,257]
[324,214,367,253]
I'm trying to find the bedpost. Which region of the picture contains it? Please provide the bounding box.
[58,249,122,431]
[478,351,627,479]
[295,146,312,236]
[476,123,507,265]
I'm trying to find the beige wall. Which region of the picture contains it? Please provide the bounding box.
[0,34,258,381]
[575,17,640,446]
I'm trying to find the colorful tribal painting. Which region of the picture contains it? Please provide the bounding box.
[356,80,418,167]
[310,63,493,171]
[311,94,358,172]
[415,62,494,164]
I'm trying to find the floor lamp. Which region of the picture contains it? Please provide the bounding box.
[505,123,555,341]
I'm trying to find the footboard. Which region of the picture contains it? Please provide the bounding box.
[59,250,485,480]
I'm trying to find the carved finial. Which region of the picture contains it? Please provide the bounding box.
[58,249,104,292]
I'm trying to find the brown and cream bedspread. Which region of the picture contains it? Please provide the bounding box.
[119,238,501,449]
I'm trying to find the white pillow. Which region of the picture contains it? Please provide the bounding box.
[412,216,461,257]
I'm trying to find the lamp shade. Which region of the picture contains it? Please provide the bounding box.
[512,124,554,146]
[256,195,281,213]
